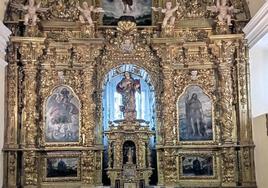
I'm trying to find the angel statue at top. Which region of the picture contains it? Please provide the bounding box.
[207,0,236,26]
[152,1,179,28]
[77,1,104,26]
[12,0,49,26]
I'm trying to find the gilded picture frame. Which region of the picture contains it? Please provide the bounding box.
[179,152,218,180]
[98,0,159,26]
[42,85,82,147]
[42,152,81,182]
[177,85,216,144]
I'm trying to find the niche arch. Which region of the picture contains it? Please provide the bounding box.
[101,64,158,185]
[101,64,156,131]
[123,140,137,165]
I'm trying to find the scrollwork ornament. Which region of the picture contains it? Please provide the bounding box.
[221,148,236,185]
[24,151,38,186]
[81,150,95,184]
[6,64,18,146]
[162,69,176,144]
[236,41,248,106]
[81,68,95,146]
[163,149,177,184]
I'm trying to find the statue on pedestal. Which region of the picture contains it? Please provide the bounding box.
[12,0,49,26]
[77,1,104,26]
[152,1,179,28]
[116,72,140,120]
[207,0,235,26]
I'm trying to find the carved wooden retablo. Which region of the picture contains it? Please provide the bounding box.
[3,0,256,187]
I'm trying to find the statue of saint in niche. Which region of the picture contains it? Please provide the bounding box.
[127,147,133,164]
[186,93,203,137]
[116,72,140,120]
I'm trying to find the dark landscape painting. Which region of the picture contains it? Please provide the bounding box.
[178,85,213,141]
[47,158,78,178]
[182,156,213,177]
[102,0,152,25]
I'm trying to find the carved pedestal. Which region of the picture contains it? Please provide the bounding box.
[105,121,153,188]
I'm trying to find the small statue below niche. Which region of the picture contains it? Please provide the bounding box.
[207,0,236,26]
[152,1,179,28]
[77,1,104,26]
[11,0,49,26]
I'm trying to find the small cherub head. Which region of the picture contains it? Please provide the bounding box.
[82,1,89,9]
[166,1,172,9]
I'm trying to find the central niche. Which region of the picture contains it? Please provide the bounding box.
[102,64,156,128]
[102,64,157,186]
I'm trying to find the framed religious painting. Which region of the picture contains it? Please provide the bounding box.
[179,152,218,180]
[178,85,214,142]
[101,0,152,25]
[43,85,81,145]
[43,152,81,182]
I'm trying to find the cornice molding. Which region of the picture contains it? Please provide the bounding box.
[0,21,11,68]
[243,1,268,48]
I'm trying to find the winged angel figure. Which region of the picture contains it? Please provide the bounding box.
[77,2,104,26]
[11,0,49,26]
[152,1,180,28]
[207,0,238,26]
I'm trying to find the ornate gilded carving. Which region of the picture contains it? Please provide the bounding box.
[6,62,18,146]
[3,1,256,187]
[81,150,95,184]
[24,151,38,186]
[15,39,45,147]
[80,68,95,146]
[221,148,236,185]
[163,149,177,184]
[7,152,17,187]
[162,69,176,144]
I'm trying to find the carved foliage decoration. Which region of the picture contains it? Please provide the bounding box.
[221,148,236,184]
[163,149,177,183]
[81,150,95,184]
[24,151,38,186]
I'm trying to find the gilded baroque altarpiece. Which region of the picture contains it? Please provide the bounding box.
[3,0,256,187]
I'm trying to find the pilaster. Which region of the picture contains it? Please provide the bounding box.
[0,21,11,188]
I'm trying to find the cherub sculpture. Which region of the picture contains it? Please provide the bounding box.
[12,0,49,26]
[207,0,235,26]
[152,1,179,28]
[77,2,104,26]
